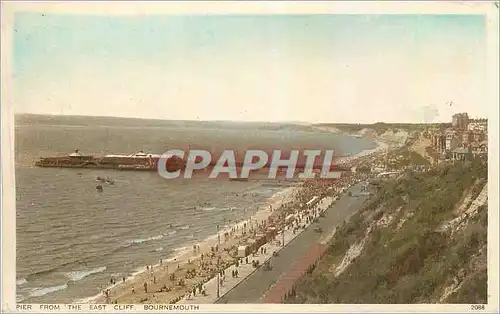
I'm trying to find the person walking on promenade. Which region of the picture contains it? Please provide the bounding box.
[144,281,148,293]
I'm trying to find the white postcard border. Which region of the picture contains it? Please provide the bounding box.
[2,1,499,313]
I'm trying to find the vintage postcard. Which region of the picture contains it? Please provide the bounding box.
[1,1,499,313]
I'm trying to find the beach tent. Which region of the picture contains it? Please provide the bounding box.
[237,245,250,258]
[306,196,319,207]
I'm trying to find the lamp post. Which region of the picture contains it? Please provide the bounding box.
[282,215,285,247]
[217,224,220,298]
[282,196,286,247]
[216,256,220,298]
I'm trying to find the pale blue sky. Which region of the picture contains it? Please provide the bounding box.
[13,13,487,123]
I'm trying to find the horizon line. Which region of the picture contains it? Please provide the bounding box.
[14,112,482,125]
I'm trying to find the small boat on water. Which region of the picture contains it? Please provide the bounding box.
[96,176,106,183]
[96,185,103,192]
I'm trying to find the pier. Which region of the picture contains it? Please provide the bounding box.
[34,150,352,173]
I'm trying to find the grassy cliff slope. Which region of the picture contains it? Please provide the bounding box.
[286,159,488,304]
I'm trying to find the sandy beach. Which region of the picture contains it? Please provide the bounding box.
[83,186,299,304]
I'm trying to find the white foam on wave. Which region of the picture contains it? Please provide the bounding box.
[173,246,190,253]
[129,234,164,244]
[29,284,68,298]
[201,207,216,211]
[65,266,107,282]
[179,225,190,230]
[127,229,180,247]
[130,268,147,278]
[16,278,27,286]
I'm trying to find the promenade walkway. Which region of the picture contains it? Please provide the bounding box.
[177,182,370,304]
[262,242,328,303]
[216,182,370,304]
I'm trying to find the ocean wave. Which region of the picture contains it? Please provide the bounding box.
[65,266,106,282]
[17,294,27,303]
[201,207,216,211]
[29,284,68,298]
[25,242,131,282]
[129,234,164,244]
[179,225,190,230]
[167,230,177,236]
[16,278,27,286]
[26,262,76,281]
[173,246,189,252]
[165,246,190,260]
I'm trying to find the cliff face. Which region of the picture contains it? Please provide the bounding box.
[286,160,488,304]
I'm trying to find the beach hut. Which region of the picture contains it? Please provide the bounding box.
[237,245,250,258]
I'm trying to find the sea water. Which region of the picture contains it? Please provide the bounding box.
[14,115,376,303]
